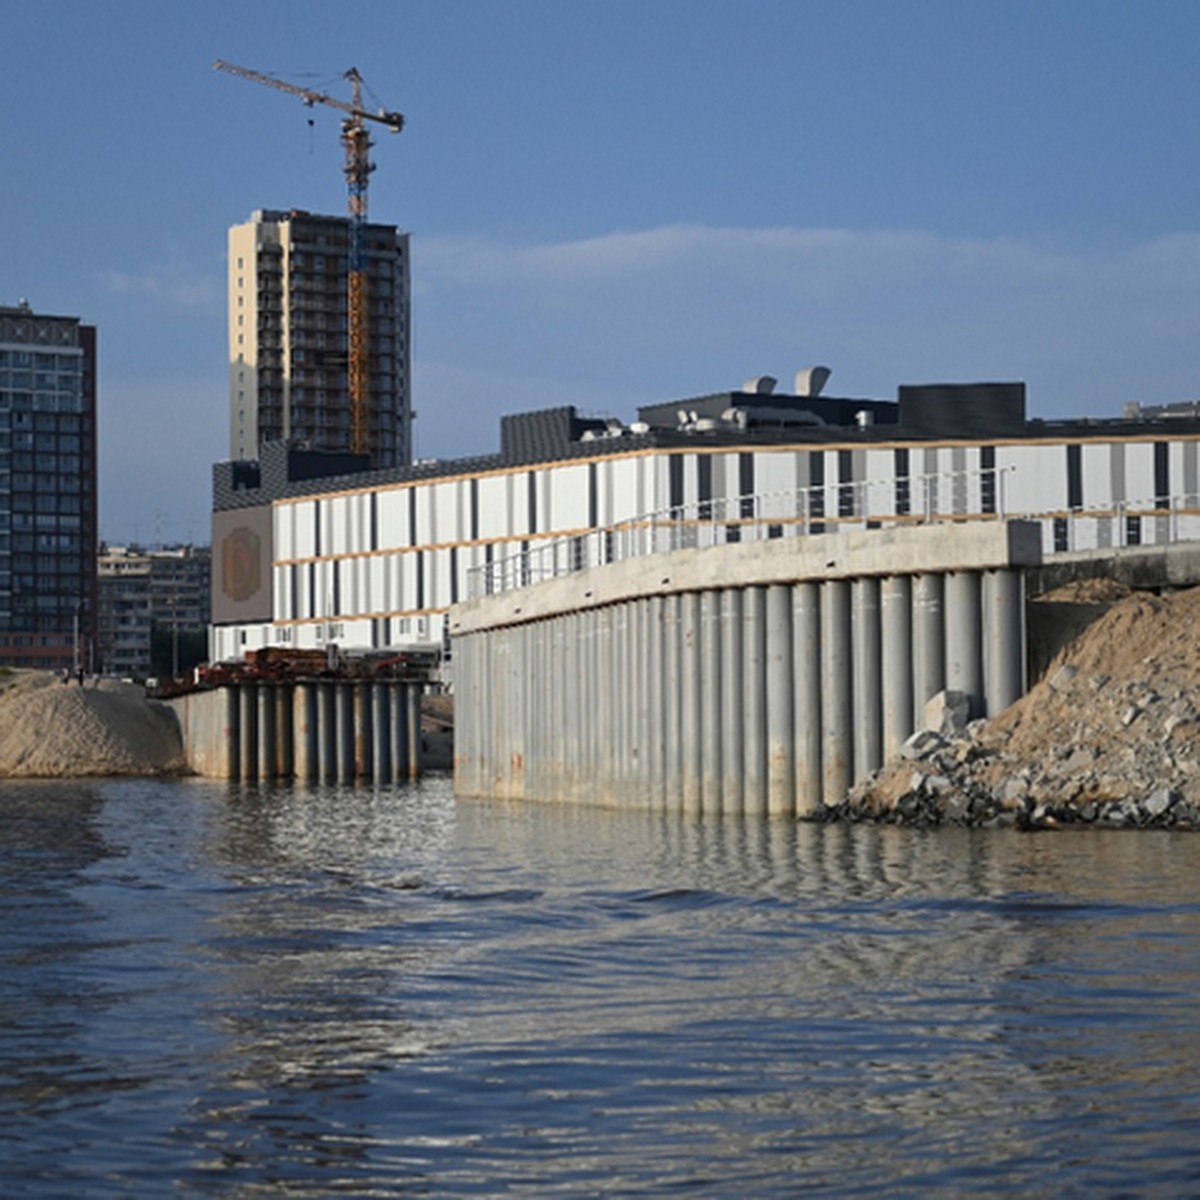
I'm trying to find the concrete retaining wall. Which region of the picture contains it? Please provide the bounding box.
[451,521,1040,816]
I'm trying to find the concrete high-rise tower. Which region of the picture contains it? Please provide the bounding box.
[228,209,412,467]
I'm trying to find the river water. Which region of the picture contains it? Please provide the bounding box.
[3,775,1200,1197]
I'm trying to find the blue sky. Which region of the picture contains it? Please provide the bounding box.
[3,0,1200,543]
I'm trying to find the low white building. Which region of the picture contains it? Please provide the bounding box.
[209,374,1200,665]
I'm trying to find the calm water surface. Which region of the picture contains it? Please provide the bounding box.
[3,775,1200,1197]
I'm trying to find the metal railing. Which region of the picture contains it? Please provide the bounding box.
[467,468,1012,599]
[465,466,1200,600]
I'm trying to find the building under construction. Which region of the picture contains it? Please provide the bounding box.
[228,208,412,468]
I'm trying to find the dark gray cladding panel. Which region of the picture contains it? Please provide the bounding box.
[500,407,607,460]
[898,383,1027,437]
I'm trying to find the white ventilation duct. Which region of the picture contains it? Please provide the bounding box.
[742,375,777,394]
[794,366,832,397]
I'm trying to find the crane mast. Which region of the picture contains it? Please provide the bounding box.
[214,60,404,459]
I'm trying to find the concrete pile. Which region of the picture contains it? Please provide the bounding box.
[829,582,1200,830]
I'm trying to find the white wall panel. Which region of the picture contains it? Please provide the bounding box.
[433,548,453,610]
[608,456,643,524]
[414,486,434,547]
[548,463,590,531]
[377,489,409,547]
[997,445,1065,514]
[864,448,899,518]
[1124,442,1156,507]
[273,565,290,621]
[753,450,798,497]
[294,501,316,559]
[477,476,509,540]
[274,505,293,561]
[433,481,458,544]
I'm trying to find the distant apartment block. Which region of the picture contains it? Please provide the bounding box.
[0,301,97,672]
[228,209,412,467]
[98,544,211,678]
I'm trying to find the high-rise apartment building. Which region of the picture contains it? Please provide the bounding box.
[228,209,412,467]
[0,301,98,671]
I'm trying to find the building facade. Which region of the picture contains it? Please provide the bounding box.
[0,302,97,672]
[228,209,412,468]
[209,375,1200,665]
[98,544,211,678]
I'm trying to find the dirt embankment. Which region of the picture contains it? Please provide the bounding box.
[837,580,1200,829]
[0,671,186,778]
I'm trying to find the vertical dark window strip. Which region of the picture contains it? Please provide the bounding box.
[527,470,538,533]
[408,487,417,547]
[308,562,315,619]
[1154,441,1170,508]
[313,500,321,556]
[980,445,996,514]
[587,464,598,528]
[895,447,911,516]
[697,455,713,520]
[450,547,459,604]
[415,552,425,610]
[370,493,379,550]
[669,455,685,512]
[332,561,341,614]
[470,478,480,540]
[738,453,754,519]
[838,449,855,518]
[291,563,299,619]
[1066,444,1083,511]
[809,451,825,531]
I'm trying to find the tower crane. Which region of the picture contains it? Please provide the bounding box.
[214,60,405,458]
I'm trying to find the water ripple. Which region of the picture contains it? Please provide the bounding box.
[3,777,1200,1196]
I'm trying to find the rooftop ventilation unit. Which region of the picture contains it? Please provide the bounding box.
[742,375,777,394]
[794,366,831,397]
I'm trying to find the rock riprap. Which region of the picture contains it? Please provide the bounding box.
[831,582,1200,829]
[0,671,185,777]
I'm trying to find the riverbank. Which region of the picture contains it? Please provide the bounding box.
[833,580,1200,829]
[5,579,1197,813]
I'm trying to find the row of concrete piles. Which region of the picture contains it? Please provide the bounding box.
[450,521,1042,817]
[168,679,423,783]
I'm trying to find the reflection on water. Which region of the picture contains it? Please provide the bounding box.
[2,776,1200,1196]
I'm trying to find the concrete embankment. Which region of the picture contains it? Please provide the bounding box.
[835,580,1200,829]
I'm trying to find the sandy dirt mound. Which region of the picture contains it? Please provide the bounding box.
[0,671,186,777]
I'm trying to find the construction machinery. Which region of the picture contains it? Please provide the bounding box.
[214,60,404,457]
